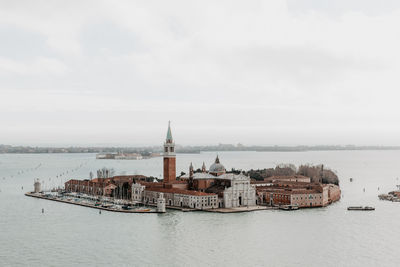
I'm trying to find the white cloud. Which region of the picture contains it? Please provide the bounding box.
[0,57,68,75]
[0,0,400,145]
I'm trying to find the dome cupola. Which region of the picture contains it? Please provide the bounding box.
[209,155,226,176]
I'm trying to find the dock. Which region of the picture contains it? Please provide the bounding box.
[25,192,162,213]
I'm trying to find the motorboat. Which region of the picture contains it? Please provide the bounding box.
[347,206,375,211]
[279,205,299,211]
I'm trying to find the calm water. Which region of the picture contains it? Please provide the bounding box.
[1,151,400,267]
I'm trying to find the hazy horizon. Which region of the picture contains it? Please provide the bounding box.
[3,141,400,148]
[2,0,400,146]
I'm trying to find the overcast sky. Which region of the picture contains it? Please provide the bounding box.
[1,0,400,146]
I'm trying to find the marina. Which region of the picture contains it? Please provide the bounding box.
[24,192,161,213]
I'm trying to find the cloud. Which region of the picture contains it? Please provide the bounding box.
[0,1,400,145]
[0,57,68,75]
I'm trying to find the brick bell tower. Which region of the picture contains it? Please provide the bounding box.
[163,121,176,183]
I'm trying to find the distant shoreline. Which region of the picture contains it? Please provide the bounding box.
[1,144,400,154]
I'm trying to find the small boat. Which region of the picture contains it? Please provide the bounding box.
[347,206,375,211]
[136,208,151,212]
[279,205,299,211]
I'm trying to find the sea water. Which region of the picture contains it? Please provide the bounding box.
[0,151,399,266]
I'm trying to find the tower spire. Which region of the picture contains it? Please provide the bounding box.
[166,121,173,143]
[189,162,194,177]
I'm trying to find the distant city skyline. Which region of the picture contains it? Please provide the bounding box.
[1,1,400,146]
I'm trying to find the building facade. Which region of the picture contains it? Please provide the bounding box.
[256,182,340,208]
[182,158,257,208]
[142,188,218,209]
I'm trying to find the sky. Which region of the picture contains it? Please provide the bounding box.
[1,0,400,146]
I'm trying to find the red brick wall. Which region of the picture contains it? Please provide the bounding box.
[163,157,176,183]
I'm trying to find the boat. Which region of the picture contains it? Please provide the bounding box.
[347,206,375,211]
[136,208,151,212]
[279,205,299,211]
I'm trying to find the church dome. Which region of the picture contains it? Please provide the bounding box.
[209,156,226,174]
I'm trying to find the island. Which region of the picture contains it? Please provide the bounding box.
[26,122,341,213]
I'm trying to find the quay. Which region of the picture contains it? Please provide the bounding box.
[25,192,274,213]
[25,192,162,214]
[205,206,276,213]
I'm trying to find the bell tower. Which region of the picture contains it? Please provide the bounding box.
[163,121,176,183]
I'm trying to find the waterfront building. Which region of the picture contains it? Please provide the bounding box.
[181,157,257,208]
[143,188,218,209]
[132,183,145,202]
[255,181,340,207]
[251,176,311,189]
[264,175,311,183]
[64,175,149,199]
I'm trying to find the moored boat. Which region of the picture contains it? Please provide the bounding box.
[279,205,299,211]
[136,208,151,212]
[347,206,375,211]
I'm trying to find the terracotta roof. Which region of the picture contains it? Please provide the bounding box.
[166,180,187,184]
[91,178,111,183]
[258,189,319,195]
[138,181,163,188]
[251,180,272,184]
[267,175,310,180]
[113,175,147,180]
[146,187,216,196]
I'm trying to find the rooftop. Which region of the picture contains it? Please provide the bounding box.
[146,187,216,196]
